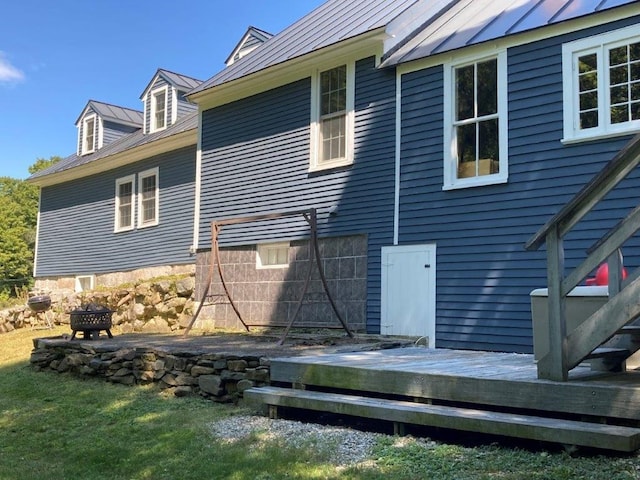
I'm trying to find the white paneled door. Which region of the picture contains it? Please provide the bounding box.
[381,244,436,345]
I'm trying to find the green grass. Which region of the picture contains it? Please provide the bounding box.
[1,328,640,479]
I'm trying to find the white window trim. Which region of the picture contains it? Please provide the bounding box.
[309,62,355,172]
[81,114,97,155]
[137,167,159,228]
[562,24,640,144]
[114,174,135,233]
[256,242,290,269]
[75,275,95,293]
[150,85,168,133]
[443,50,508,190]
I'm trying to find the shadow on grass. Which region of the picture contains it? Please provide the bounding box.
[0,357,377,480]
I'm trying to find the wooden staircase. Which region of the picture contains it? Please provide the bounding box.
[244,348,640,452]
[526,133,640,381]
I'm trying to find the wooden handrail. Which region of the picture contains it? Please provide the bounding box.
[524,132,640,381]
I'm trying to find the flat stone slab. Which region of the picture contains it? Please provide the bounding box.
[33,332,413,358]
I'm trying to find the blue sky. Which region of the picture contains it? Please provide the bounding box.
[0,0,324,180]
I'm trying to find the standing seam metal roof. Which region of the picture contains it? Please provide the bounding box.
[29,112,198,181]
[140,69,204,99]
[75,100,143,127]
[188,0,419,96]
[381,0,639,66]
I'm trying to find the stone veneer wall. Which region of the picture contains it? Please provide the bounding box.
[195,235,367,332]
[30,339,269,402]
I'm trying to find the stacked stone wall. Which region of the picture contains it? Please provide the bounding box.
[0,276,195,335]
[30,339,270,402]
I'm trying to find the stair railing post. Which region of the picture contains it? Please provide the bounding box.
[539,225,569,381]
[607,249,623,297]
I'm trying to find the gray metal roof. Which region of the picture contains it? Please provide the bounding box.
[381,0,639,67]
[225,26,274,65]
[189,0,419,96]
[159,69,203,91]
[74,100,143,127]
[140,69,203,99]
[29,112,198,181]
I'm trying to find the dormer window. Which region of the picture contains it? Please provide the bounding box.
[82,115,97,155]
[151,86,168,132]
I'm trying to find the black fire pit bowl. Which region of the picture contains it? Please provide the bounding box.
[69,304,113,340]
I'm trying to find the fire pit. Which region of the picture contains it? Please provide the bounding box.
[69,304,113,340]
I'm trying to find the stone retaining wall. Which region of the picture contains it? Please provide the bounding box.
[0,276,196,335]
[30,338,270,403]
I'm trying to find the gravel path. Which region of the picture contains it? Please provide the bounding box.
[209,414,422,469]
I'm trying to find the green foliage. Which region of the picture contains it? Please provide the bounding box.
[0,156,60,296]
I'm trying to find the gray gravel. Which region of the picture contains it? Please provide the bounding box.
[209,414,393,468]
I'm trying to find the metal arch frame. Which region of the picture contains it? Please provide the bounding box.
[183,208,354,344]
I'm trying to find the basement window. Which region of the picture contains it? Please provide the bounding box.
[256,242,290,269]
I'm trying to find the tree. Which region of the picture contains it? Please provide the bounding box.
[0,156,61,296]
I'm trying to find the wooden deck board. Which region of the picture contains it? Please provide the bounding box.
[270,347,640,421]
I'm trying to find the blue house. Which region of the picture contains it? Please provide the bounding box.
[28,69,202,293]
[29,0,640,354]
[186,0,640,352]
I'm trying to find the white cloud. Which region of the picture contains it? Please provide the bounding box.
[0,52,25,83]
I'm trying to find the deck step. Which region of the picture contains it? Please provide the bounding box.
[585,347,630,360]
[244,386,640,452]
[619,325,640,335]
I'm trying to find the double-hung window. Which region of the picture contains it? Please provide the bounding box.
[310,63,354,171]
[563,25,640,142]
[443,51,508,189]
[82,115,97,155]
[138,168,159,228]
[114,169,159,232]
[151,86,168,132]
[115,175,135,232]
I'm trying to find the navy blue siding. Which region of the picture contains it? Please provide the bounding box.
[399,16,640,353]
[199,56,397,331]
[35,146,196,277]
[102,120,139,146]
[176,91,197,119]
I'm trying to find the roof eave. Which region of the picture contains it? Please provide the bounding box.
[188,27,388,108]
[27,128,197,188]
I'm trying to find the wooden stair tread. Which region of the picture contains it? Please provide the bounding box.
[245,386,640,452]
[619,325,640,335]
[586,347,630,360]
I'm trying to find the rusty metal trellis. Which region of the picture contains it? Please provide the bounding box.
[183,208,354,344]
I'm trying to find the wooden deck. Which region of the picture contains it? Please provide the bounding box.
[244,347,640,452]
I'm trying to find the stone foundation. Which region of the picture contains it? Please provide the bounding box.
[34,264,196,296]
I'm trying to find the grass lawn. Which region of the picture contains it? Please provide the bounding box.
[1,327,640,479]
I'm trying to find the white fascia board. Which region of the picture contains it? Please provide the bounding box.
[29,129,197,188]
[190,28,386,111]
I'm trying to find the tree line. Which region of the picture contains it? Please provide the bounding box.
[0,156,60,299]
